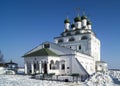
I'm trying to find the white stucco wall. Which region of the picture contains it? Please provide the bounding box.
[24,55,72,75]
[90,35,100,61]
[75,52,95,75]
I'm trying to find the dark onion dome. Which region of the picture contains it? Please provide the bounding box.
[87,20,92,25]
[71,24,75,28]
[74,16,81,22]
[81,15,87,20]
[64,19,70,23]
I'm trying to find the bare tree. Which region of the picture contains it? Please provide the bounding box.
[0,50,4,63]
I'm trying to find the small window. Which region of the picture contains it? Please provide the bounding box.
[79,45,81,50]
[61,64,65,70]
[81,36,88,40]
[69,37,75,42]
[66,32,71,36]
[58,39,63,43]
[44,43,50,48]
[67,67,69,69]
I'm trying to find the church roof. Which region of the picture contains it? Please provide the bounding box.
[23,48,58,57]
[81,15,87,20]
[74,16,81,22]
[71,24,75,28]
[64,19,70,23]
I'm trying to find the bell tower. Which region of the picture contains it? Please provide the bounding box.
[54,11,100,62]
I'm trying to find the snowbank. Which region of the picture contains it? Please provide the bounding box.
[0,75,66,86]
[0,72,120,86]
[85,72,114,86]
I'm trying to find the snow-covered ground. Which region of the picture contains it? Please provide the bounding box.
[0,71,120,86]
[0,75,86,86]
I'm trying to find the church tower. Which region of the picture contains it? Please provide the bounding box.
[54,13,100,62]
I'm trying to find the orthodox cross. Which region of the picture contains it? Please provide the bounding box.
[76,7,80,16]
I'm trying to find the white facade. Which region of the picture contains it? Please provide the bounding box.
[23,14,104,78]
[54,30,100,62]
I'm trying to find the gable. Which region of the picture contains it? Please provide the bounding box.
[23,48,58,57]
[23,42,75,57]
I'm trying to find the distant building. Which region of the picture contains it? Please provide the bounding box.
[5,60,18,72]
[96,61,108,72]
[23,12,107,78]
[0,60,18,74]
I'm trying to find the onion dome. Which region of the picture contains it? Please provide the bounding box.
[64,19,70,23]
[81,15,87,20]
[71,24,75,28]
[87,20,92,25]
[74,16,81,22]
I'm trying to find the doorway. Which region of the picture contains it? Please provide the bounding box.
[43,62,47,74]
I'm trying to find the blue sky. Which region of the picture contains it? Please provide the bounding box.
[0,0,120,68]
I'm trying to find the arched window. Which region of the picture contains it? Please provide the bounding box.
[66,32,71,36]
[60,60,65,70]
[81,36,88,40]
[55,61,60,69]
[61,64,65,70]
[50,60,54,70]
[69,37,75,42]
[50,60,54,64]
[58,39,63,43]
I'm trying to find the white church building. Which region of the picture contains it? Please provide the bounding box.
[23,13,107,77]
